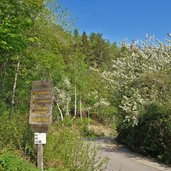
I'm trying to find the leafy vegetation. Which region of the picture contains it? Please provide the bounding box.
[104,37,171,163]
[44,122,108,170]
[0,150,38,171]
[117,103,171,163]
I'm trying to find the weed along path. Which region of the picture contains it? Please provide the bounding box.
[91,137,171,171]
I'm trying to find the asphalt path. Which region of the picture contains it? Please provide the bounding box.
[89,138,171,171]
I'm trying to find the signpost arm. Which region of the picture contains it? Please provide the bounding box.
[37,144,43,171]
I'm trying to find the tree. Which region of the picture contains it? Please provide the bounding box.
[87,33,111,68]
[103,36,171,126]
[0,0,44,117]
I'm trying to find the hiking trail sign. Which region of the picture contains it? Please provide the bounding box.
[29,80,53,171]
[29,81,53,128]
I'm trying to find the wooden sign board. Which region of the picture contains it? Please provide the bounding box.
[29,81,53,126]
[31,125,49,133]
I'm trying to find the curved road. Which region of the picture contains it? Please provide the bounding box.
[92,138,171,171]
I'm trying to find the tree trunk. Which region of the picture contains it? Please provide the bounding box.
[10,56,20,118]
[74,85,77,118]
[80,96,82,121]
[66,99,70,116]
[56,102,64,121]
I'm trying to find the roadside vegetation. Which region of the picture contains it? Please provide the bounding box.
[1,0,171,170]
[104,38,171,164]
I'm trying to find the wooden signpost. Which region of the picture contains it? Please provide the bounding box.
[29,81,53,171]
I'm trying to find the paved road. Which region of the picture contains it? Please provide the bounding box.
[92,138,171,171]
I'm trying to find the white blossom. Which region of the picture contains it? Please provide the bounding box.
[103,36,171,126]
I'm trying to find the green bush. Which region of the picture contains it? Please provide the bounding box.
[0,112,35,160]
[0,151,38,171]
[74,118,105,138]
[44,122,108,170]
[117,103,171,164]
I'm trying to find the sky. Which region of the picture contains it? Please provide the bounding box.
[59,0,171,44]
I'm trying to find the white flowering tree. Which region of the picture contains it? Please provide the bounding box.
[102,35,171,126]
[54,77,71,121]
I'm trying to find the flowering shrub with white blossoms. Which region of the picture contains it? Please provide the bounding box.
[54,77,71,117]
[102,35,171,126]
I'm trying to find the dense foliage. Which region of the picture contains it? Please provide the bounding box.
[0,151,38,171]
[117,103,171,163]
[103,37,171,163]
[0,0,118,120]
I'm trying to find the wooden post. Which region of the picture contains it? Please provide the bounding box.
[37,144,43,171]
[29,81,53,171]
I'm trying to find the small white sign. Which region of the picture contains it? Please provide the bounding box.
[34,133,46,144]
